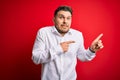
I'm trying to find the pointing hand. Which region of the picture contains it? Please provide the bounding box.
[89,34,104,53]
[60,41,75,53]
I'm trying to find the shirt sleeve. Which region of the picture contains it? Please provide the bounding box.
[77,33,96,62]
[32,29,63,64]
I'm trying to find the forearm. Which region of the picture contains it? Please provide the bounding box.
[85,48,96,61]
[77,48,96,62]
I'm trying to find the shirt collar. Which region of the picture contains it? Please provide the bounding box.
[52,26,72,35]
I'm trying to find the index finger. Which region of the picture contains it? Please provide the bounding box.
[94,33,103,42]
[66,41,75,44]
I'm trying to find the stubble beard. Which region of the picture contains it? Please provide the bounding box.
[55,25,69,34]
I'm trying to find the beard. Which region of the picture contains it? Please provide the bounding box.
[55,24,70,34]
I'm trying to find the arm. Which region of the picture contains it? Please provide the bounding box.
[77,33,96,62]
[32,29,63,64]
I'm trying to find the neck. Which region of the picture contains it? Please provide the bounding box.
[60,33,65,36]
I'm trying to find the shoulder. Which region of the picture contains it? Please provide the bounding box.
[36,26,53,37]
[70,28,84,40]
[38,26,53,31]
[37,26,53,33]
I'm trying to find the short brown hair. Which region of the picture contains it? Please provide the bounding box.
[54,5,73,17]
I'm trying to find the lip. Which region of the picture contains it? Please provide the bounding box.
[61,25,68,28]
[61,24,68,27]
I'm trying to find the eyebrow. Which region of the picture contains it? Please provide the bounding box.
[58,14,72,17]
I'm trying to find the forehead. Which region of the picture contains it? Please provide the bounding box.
[57,10,72,17]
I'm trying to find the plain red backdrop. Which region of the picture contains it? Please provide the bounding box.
[0,0,120,80]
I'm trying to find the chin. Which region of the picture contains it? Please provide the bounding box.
[62,30,69,33]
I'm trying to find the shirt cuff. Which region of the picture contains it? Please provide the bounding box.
[89,47,95,53]
[87,48,96,56]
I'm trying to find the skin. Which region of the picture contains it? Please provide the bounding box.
[90,33,104,52]
[54,10,72,36]
[53,10,104,53]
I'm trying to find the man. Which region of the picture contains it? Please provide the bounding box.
[32,5,103,80]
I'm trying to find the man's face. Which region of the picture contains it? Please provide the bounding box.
[54,10,72,34]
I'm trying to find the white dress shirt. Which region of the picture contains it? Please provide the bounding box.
[32,26,96,80]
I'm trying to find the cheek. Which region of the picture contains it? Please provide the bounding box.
[68,20,72,23]
[56,20,63,25]
[68,21,72,25]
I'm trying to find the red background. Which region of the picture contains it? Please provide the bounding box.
[1,0,120,80]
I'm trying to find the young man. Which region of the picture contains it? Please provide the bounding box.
[32,6,103,80]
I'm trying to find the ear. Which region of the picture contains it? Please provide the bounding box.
[53,17,55,24]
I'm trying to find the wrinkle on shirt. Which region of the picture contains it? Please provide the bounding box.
[32,26,96,80]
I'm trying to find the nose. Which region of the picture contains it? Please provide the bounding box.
[63,18,67,24]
